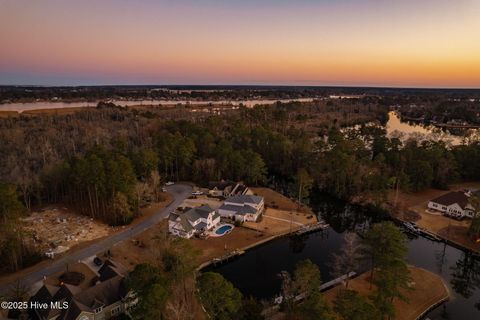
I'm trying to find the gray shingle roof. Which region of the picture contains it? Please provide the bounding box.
[30,260,128,320]
[219,204,257,215]
[194,222,208,231]
[184,205,214,221]
[225,195,263,205]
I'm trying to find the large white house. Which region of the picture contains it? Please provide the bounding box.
[428,191,476,219]
[218,195,264,222]
[168,205,220,238]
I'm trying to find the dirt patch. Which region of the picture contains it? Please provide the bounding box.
[244,208,316,236]
[191,227,265,263]
[22,206,113,254]
[324,266,449,320]
[181,196,223,210]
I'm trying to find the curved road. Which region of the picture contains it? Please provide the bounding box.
[0,183,192,295]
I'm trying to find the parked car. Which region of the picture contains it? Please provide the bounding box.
[192,191,203,195]
[165,181,174,186]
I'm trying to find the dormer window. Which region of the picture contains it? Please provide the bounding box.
[94,306,103,313]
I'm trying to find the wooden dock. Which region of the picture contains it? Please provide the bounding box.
[294,222,329,236]
[211,249,245,266]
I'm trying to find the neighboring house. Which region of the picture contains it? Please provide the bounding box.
[29,259,136,320]
[218,195,264,222]
[427,191,476,219]
[168,205,220,238]
[208,181,236,197]
[208,181,249,197]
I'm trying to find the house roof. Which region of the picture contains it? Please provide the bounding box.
[431,191,472,209]
[30,260,128,320]
[169,212,179,221]
[219,204,257,215]
[98,260,127,282]
[184,205,214,221]
[169,212,194,232]
[178,215,194,232]
[73,275,126,310]
[194,222,208,231]
[209,181,235,190]
[225,195,263,205]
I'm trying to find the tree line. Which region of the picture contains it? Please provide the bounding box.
[1,102,480,271]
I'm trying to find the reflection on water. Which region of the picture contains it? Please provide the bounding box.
[210,194,480,319]
[386,111,478,145]
[0,98,315,112]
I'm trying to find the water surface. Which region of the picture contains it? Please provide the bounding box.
[209,197,480,319]
[0,98,315,112]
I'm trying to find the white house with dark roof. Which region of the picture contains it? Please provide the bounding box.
[218,195,264,222]
[168,205,220,238]
[428,191,476,219]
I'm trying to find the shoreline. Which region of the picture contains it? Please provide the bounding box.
[196,223,325,271]
[323,266,450,320]
[393,212,480,255]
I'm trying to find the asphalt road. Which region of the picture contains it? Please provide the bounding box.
[0,183,192,295]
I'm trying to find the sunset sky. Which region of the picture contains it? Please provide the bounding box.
[1,0,479,87]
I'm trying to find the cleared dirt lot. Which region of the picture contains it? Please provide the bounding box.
[22,207,112,254]
[324,266,449,320]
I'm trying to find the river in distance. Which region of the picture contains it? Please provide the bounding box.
[0,98,314,112]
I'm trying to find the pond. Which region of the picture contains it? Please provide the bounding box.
[207,196,480,319]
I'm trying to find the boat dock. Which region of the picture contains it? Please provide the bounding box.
[319,271,357,292]
[267,271,357,311]
[211,249,245,266]
[401,221,442,242]
[294,221,329,236]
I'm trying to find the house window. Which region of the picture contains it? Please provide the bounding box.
[94,307,103,314]
[111,305,121,316]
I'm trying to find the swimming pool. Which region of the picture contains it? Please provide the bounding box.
[214,224,234,236]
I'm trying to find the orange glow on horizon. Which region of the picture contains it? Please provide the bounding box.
[1,0,479,87]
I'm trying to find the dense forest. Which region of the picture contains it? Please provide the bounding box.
[398,100,480,125]
[1,99,480,272]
